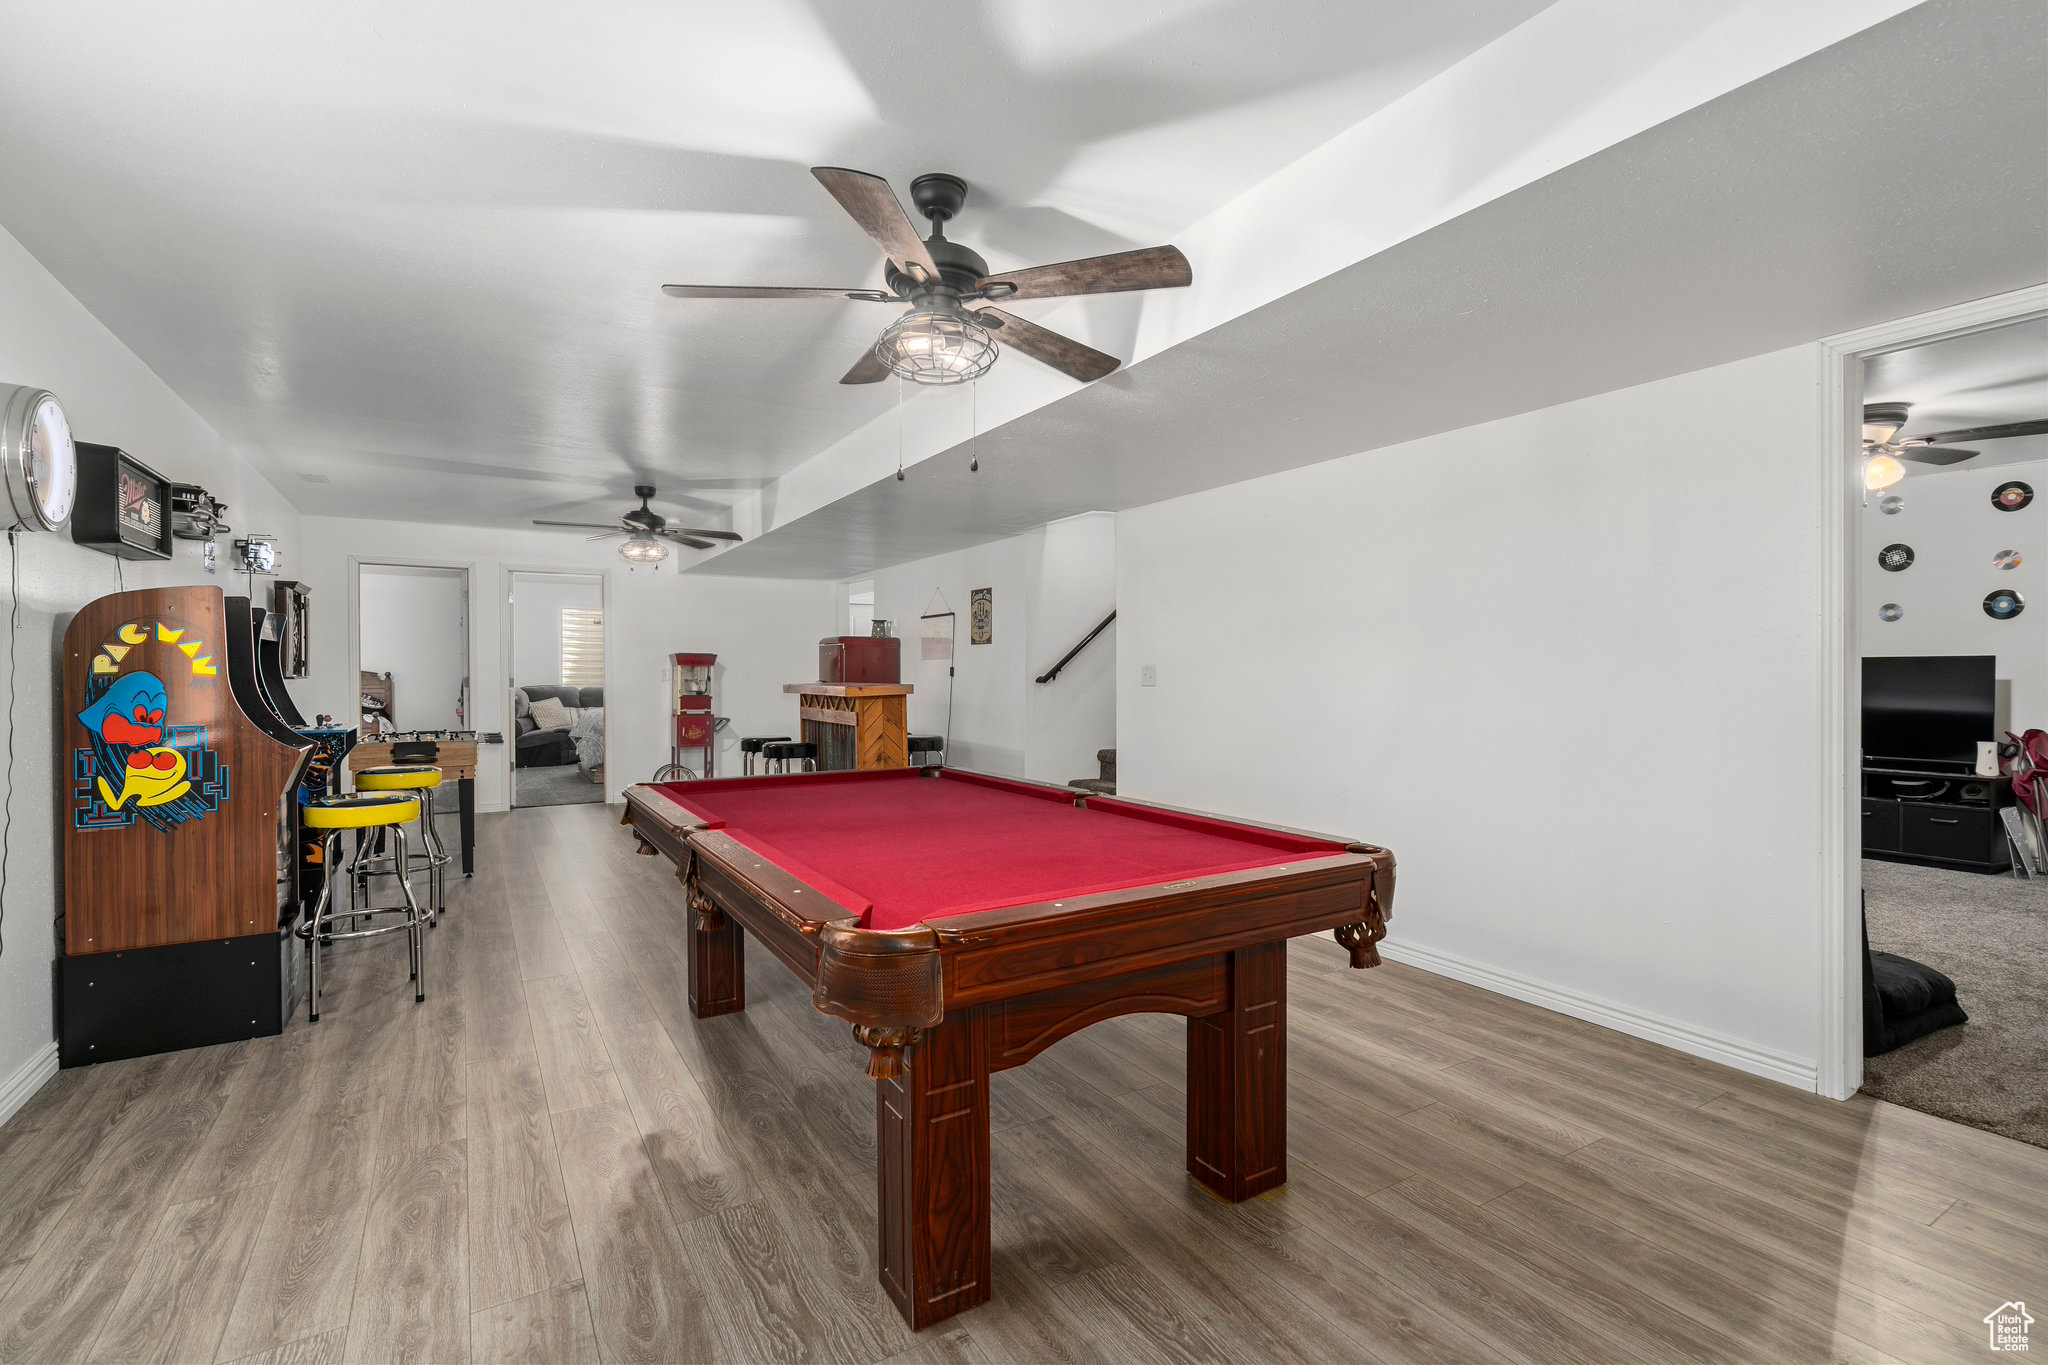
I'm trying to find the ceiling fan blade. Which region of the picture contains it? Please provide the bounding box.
[975,308,1120,383]
[661,528,743,542]
[1898,446,1980,466]
[840,346,891,385]
[810,167,941,282]
[977,245,1191,301]
[661,284,897,301]
[534,519,629,530]
[654,530,717,550]
[1911,418,2048,446]
[585,531,627,541]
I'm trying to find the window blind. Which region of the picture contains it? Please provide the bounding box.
[561,608,604,687]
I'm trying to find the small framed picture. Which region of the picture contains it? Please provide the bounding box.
[970,587,992,645]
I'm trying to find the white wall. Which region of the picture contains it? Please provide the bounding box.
[295,517,839,808]
[1860,456,2047,732]
[510,573,602,692]
[359,565,467,730]
[1118,345,1829,1087]
[872,513,1116,781]
[0,226,305,1115]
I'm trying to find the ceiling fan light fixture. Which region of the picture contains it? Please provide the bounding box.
[1862,402,1911,448]
[618,531,669,566]
[1863,452,1907,491]
[876,307,998,385]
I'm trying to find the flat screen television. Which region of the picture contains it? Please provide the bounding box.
[1862,654,1995,768]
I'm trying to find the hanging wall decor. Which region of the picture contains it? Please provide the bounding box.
[1994,549,2023,570]
[1877,543,1915,572]
[1878,603,1903,622]
[1992,481,2034,511]
[970,587,992,645]
[1983,589,2025,620]
[1878,494,1905,515]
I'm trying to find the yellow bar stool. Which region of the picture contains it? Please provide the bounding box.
[352,764,450,924]
[297,793,428,1023]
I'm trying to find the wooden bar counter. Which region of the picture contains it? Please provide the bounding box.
[783,682,913,770]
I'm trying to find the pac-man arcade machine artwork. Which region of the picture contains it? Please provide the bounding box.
[60,588,311,1066]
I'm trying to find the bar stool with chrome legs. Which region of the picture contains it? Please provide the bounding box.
[351,765,451,924]
[738,735,791,776]
[297,792,429,1023]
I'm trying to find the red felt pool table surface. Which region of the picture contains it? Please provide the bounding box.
[653,768,1349,931]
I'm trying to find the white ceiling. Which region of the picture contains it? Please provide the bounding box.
[1864,317,2048,475]
[0,0,1550,534]
[699,0,2048,577]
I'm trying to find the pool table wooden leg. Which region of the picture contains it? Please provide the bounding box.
[687,893,746,1018]
[876,1007,992,1329]
[1186,940,1287,1202]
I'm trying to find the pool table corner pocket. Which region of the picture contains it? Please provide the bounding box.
[814,919,945,1078]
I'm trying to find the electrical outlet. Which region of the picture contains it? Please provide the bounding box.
[1140,664,1157,687]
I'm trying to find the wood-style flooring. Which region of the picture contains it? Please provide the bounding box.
[0,802,2042,1363]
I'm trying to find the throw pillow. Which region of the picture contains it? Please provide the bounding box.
[528,694,571,730]
[512,690,530,719]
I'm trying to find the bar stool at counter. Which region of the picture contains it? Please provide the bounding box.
[739,735,792,776]
[351,764,452,924]
[296,793,430,1023]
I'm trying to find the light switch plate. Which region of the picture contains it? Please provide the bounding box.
[1140,664,1157,687]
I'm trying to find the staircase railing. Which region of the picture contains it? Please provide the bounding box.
[1035,610,1116,685]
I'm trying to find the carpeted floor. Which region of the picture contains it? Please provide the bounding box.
[1861,857,2048,1149]
[514,762,603,807]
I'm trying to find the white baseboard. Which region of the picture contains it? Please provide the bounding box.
[0,1041,60,1129]
[1379,939,1820,1092]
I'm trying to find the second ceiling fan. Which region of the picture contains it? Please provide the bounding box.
[663,168,1191,386]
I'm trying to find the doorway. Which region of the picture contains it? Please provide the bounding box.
[508,571,606,808]
[1820,286,2048,1148]
[352,560,471,837]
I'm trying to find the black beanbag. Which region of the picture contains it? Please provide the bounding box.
[1862,897,1968,1056]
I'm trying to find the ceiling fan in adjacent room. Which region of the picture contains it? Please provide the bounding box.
[1860,402,2048,490]
[532,485,741,566]
[662,168,1192,387]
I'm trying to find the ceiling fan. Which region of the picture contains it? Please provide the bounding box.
[662,168,1192,387]
[532,484,742,565]
[1862,402,2048,488]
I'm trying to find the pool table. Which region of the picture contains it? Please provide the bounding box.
[621,766,1395,1329]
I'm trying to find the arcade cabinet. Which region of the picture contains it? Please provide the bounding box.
[59,587,312,1066]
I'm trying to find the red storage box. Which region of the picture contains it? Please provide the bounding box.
[820,636,900,685]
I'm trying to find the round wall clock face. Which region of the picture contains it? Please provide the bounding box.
[1,384,77,531]
[1984,589,2025,620]
[1877,543,1914,572]
[1878,602,1903,622]
[1992,481,2033,511]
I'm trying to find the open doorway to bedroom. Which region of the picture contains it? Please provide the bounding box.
[1830,293,2048,1149]
[508,571,606,808]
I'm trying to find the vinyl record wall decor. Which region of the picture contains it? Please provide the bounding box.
[1878,494,1905,515]
[1877,543,1914,572]
[1984,589,2025,620]
[1878,602,1903,622]
[1992,480,2033,511]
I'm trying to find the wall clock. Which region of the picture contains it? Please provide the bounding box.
[1,384,78,532]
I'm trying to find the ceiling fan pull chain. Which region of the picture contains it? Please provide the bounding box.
[896,374,906,482]
[969,379,979,473]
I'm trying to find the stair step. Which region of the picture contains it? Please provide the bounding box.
[1068,777,1117,796]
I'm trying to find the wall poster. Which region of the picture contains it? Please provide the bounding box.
[970,587,992,645]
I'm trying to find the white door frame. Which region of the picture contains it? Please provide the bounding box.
[346,555,481,737]
[502,564,611,805]
[1814,282,2048,1100]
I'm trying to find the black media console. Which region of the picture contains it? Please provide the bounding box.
[1862,766,2012,874]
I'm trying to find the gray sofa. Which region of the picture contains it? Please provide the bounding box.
[513,684,603,767]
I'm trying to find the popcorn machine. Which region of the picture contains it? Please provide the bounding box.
[671,652,718,778]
